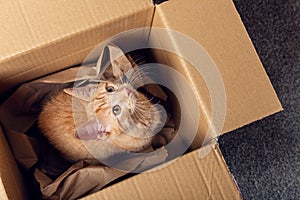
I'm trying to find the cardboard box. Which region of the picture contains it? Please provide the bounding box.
[0,0,282,199]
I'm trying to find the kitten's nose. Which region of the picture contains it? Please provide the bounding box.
[125,88,132,97]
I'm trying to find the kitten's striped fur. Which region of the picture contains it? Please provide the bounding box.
[38,52,166,163]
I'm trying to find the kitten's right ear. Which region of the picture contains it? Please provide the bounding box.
[108,45,132,79]
[64,85,96,101]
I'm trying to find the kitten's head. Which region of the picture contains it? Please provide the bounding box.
[65,50,166,144]
[107,81,165,138]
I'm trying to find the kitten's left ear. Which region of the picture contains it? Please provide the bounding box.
[109,45,132,79]
[64,85,96,101]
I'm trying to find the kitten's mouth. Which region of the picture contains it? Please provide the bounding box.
[96,130,110,140]
[125,88,132,97]
[122,85,136,97]
[125,88,137,101]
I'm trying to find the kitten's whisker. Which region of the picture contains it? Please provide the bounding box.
[136,101,151,105]
[135,60,146,66]
[137,97,153,104]
[132,56,145,65]
[125,68,137,84]
[129,71,145,83]
[135,108,151,121]
[129,69,154,85]
[128,65,151,78]
[129,71,150,86]
[133,106,147,117]
[153,100,161,105]
[136,97,154,104]
[127,69,143,83]
[137,97,152,102]
[133,56,145,62]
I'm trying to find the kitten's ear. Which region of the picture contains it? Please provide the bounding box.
[109,45,132,79]
[64,85,96,101]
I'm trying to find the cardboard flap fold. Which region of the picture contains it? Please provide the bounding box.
[0,0,154,96]
[84,146,241,200]
[153,0,282,135]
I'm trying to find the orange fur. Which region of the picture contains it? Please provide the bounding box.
[38,81,162,163]
[38,49,166,163]
[38,92,93,162]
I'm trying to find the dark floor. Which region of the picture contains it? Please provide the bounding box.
[218,0,300,199]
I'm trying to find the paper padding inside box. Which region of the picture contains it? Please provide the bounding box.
[0,48,175,199]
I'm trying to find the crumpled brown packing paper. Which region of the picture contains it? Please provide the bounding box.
[0,44,176,199]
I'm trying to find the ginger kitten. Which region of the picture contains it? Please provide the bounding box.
[38,52,166,163]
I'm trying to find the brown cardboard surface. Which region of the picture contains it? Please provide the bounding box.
[0,0,154,96]
[83,146,241,200]
[148,49,214,149]
[153,0,282,135]
[0,126,28,199]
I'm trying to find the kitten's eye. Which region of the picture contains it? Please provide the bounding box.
[112,105,121,116]
[106,85,115,93]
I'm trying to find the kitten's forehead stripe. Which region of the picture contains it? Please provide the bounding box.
[95,96,105,100]
[96,92,107,97]
[94,100,107,113]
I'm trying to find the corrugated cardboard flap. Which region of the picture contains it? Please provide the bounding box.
[83,146,241,200]
[153,0,282,134]
[0,0,154,96]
